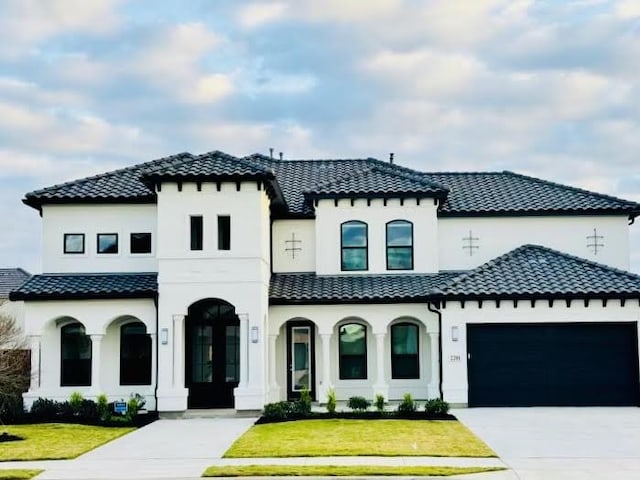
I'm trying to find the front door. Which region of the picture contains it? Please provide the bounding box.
[286,321,316,400]
[185,300,240,408]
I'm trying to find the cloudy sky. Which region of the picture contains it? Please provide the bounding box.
[1,0,639,273]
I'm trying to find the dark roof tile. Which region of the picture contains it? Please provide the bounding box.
[269,272,461,304]
[0,268,31,299]
[10,273,158,301]
[433,244,640,299]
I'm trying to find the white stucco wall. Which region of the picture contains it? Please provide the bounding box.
[439,215,630,271]
[155,181,271,411]
[41,204,158,273]
[315,198,440,275]
[22,298,157,409]
[440,299,640,406]
[268,303,440,402]
[272,219,316,273]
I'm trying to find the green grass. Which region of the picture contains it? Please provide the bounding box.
[224,419,496,458]
[0,470,43,480]
[203,465,504,477]
[0,424,134,461]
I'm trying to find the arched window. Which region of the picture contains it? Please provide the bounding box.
[61,323,92,386]
[391,323,419,379]
[120,322,152,385]
[386,220,413,270]
[341,221,368,271]
[339,323,367,379]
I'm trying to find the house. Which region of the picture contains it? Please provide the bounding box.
[10,151,640,412]
[0,268,31,330]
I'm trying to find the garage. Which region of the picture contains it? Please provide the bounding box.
[467,322,640,407]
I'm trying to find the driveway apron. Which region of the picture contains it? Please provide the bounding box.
[453,407,640,480]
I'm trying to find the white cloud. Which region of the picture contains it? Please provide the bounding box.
[0,0,123,55]
[238,2,287,28]
[615,0,640,18]
[132,22,234,104]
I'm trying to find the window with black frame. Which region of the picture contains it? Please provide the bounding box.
[120,322,152,385]
[341,221,368,271]
[391,323,419,379]
[61,323,92,386]
[386,220,413,270]
[339,323,367,379]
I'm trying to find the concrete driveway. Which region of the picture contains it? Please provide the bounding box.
[453,407,640,480]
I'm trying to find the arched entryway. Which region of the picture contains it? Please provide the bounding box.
[185,299,240,408]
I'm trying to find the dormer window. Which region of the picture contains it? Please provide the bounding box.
[386,220,413,270]
[64,234,85,254]
[341,221,368,271]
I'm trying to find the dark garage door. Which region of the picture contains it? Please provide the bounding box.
[467,322,640,407]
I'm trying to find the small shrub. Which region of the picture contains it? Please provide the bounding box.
[347,396,370,412]
[69,391,84,414]
[326,388,336,414]
[374,394,385,413]
[79,399,98,421]
[397,393,416,414]
[97,394,110,422]
[263,401,293,420]
[125,393,146,422]
[424,398,450,416]
[57,401,74,418]
[30,397,58,420]
[0,394,24,423]
[293,387,312,416]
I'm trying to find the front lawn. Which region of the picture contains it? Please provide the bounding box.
[0,470,43,480]
[0,424,134,461]
[203,465,505,477]
[224,419,496,458]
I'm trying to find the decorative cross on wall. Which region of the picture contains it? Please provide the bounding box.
[462,230,479,256]
[284,233,302,259]
[586,228,604,255]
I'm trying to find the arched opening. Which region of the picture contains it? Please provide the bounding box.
[61,322,91,387]
[186,299,239,408]
[120,322,152,386]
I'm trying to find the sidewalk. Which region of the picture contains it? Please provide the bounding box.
[0,417,513,479]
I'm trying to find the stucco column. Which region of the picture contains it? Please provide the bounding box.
[172,314,185,388]
[28,335,41,391]
[238,313,249,388]
[318,333,332,402]
[89,334,104,394]
[373,332,389,400]
[428,332,440,399]
[268,334,280,400]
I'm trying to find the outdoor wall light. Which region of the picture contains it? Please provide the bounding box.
[251,326,259,343]
[160,328,169,345]
[451,326,459,342]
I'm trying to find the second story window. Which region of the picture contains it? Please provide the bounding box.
[64,233,85,254]
[97,233,118,254]
[386,220,413,270]
[218,216,230,250]
[190,215,203,251]
[341,221,368,271]
[130,233,152,254]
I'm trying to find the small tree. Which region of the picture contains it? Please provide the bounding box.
[0,314,30,424]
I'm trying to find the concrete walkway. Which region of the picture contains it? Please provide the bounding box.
[0,416,511,480]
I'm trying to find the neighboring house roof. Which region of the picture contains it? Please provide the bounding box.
[22,150,640,219]
[9,273,158,301]
[269,272,461,305]
[432,244,640,301]
[0,268,31,299]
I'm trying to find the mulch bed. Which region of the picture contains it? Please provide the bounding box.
[255,411,456,424]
